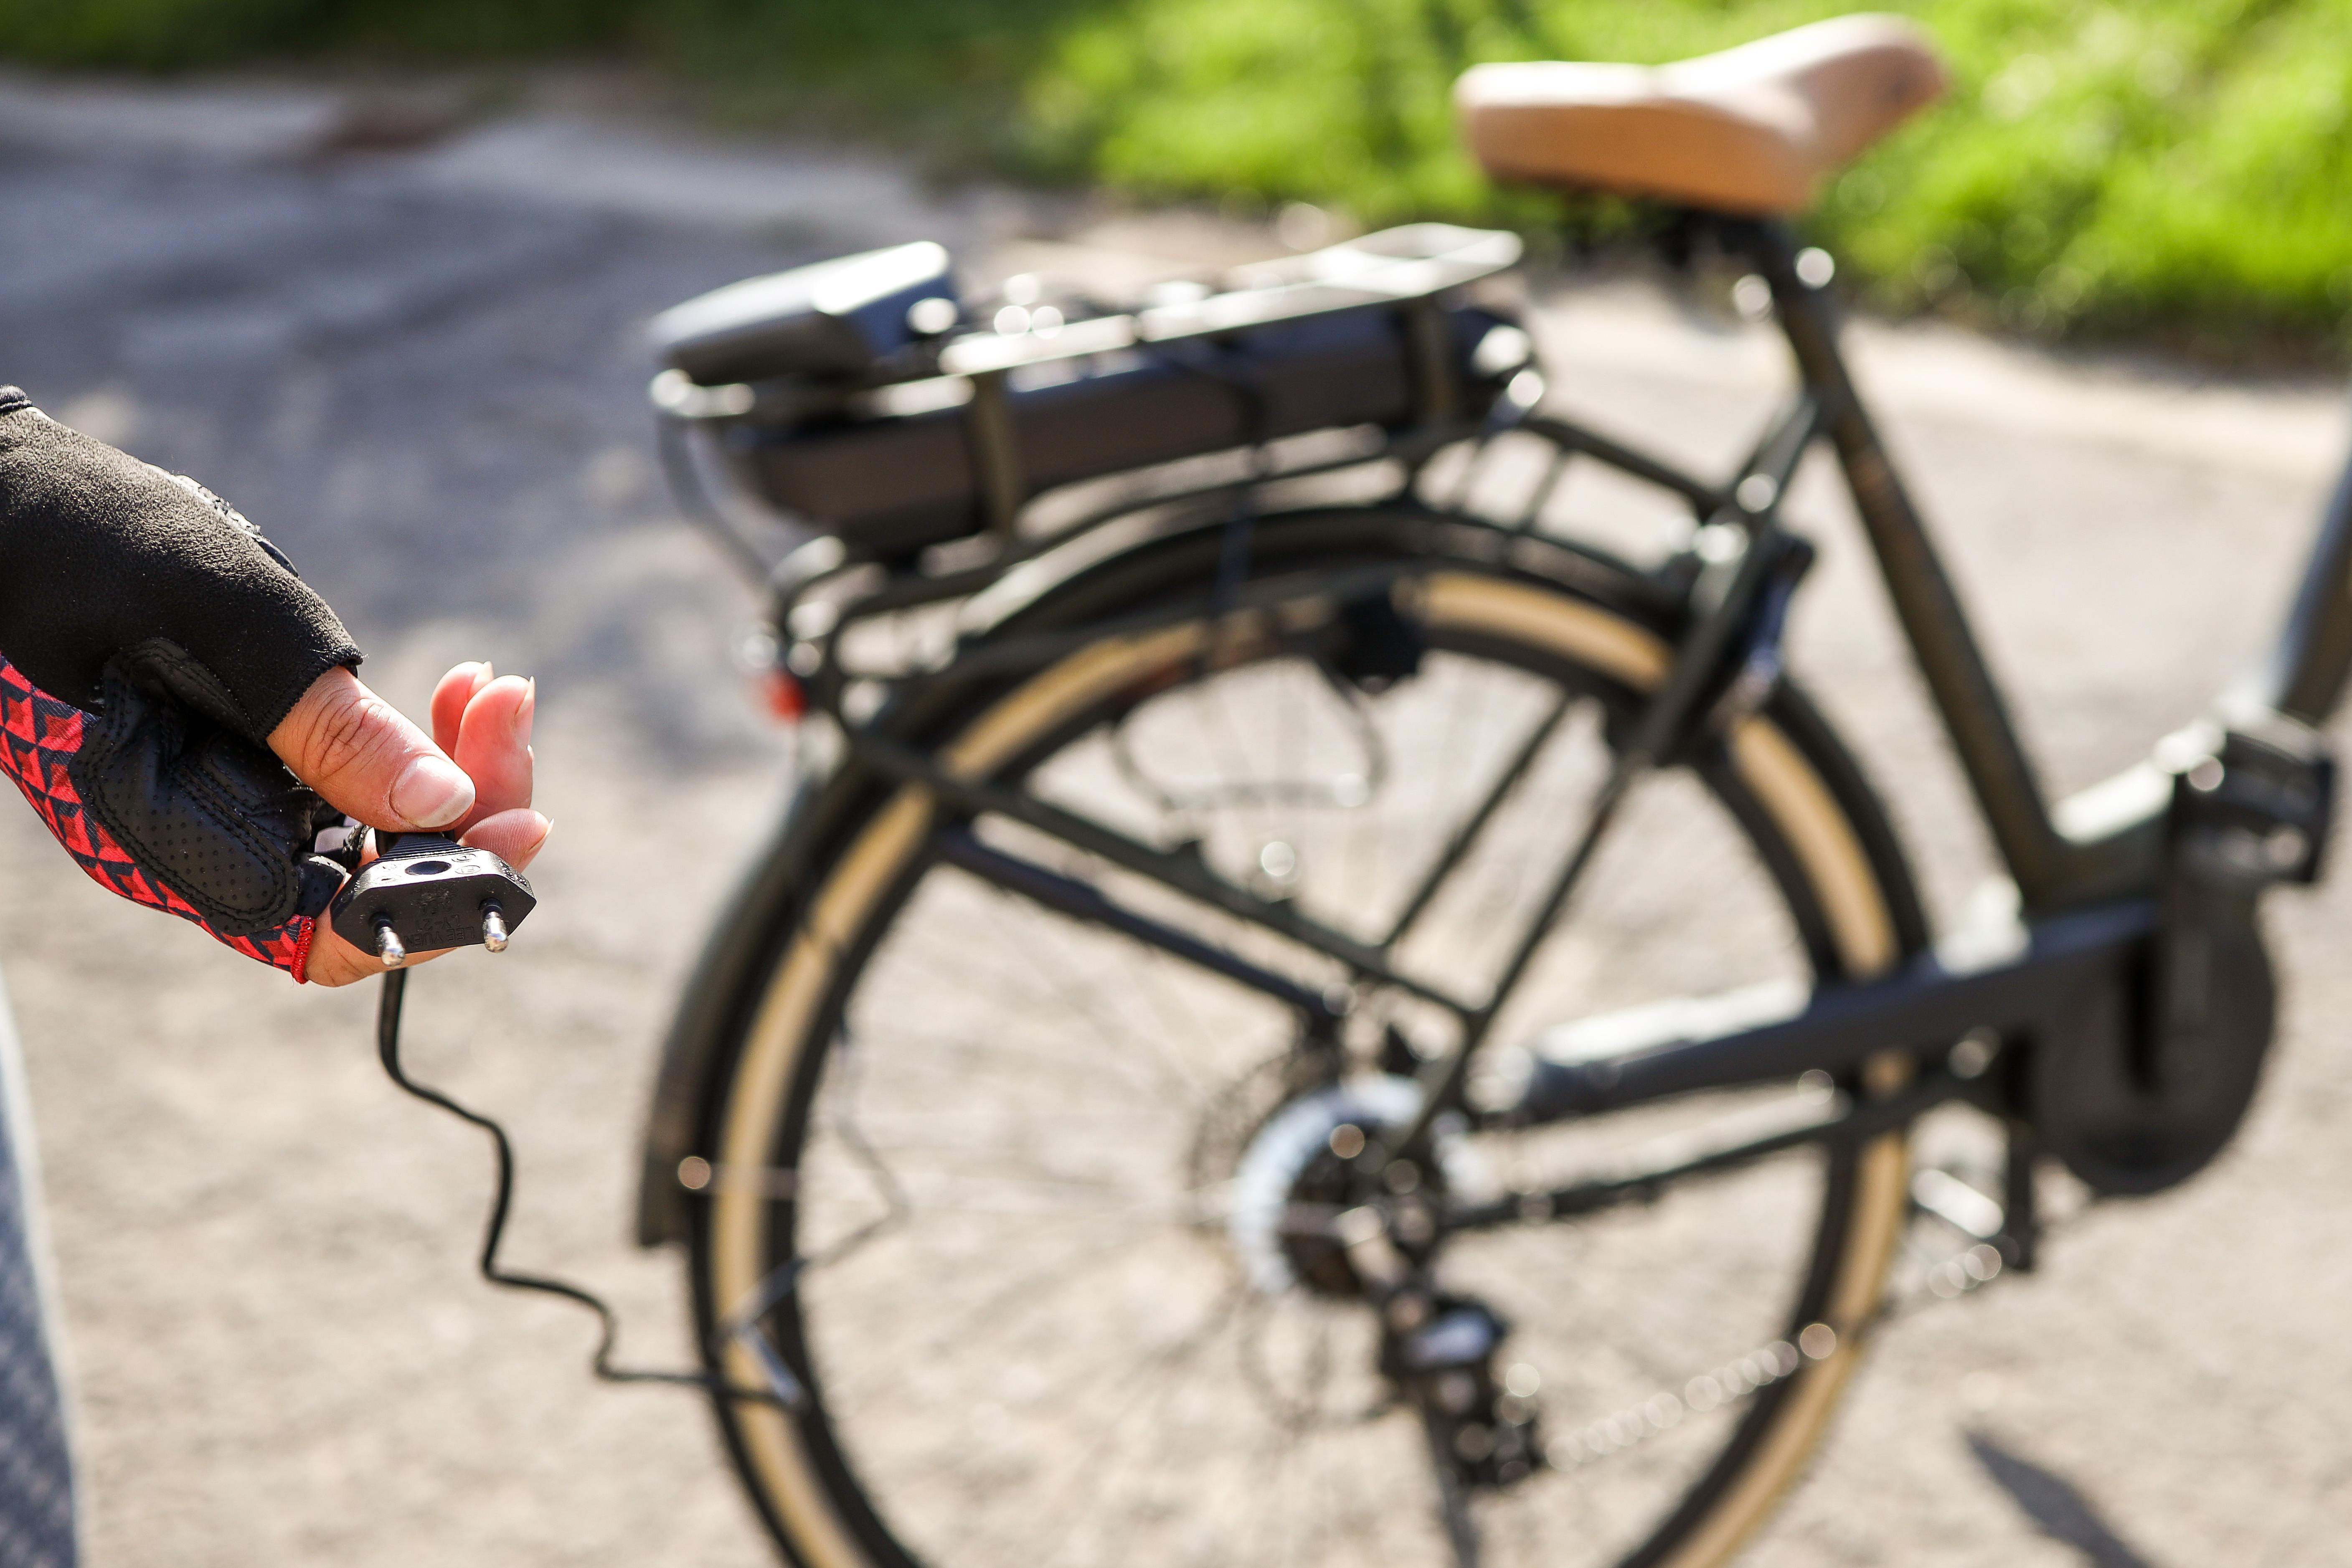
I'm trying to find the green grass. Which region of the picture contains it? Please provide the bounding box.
[10,0,2352,350]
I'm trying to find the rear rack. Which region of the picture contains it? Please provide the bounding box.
[650,224,1530,577]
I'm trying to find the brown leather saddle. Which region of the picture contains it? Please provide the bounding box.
[1454,14,1947,215]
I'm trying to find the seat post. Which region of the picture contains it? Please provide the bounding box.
[1737,221,2077,909]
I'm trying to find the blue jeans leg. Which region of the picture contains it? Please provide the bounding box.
[0,978,75,1568]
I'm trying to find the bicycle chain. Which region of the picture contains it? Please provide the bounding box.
[1542,1195,2065,1472]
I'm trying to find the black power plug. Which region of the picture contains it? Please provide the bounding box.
[329,831,537,965]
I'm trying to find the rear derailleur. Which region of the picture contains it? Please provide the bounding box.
[1340,1205,1542,1490]
[1386,1291,1542,1489]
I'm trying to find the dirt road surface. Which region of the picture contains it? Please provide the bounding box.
[0,73,2346,1567]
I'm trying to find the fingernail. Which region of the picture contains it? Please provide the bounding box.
[517,677,536,743]
[525,816,554,857]
[392,754,474,828]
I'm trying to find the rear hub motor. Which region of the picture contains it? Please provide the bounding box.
[1225,1074,1461,1298]
[1223,1075,1540,1488]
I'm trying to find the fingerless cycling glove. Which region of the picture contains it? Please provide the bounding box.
[0,387,360,737]
[0,388,365,980]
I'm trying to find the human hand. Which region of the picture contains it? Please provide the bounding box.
[269,661,551,987]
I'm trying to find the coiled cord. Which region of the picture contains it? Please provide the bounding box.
[374,968,789,1408]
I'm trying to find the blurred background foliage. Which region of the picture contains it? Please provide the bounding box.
[7,0,2352,351]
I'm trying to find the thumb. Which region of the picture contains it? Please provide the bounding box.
[266,666,475,831]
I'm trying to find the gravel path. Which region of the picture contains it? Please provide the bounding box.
[0,73,2346,1567]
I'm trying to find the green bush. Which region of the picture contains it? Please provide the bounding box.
[1029,0,2352,347]
[10,0,2352,347]
[0,0,638,67]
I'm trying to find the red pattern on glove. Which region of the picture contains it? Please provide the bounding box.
[0,656,316,980]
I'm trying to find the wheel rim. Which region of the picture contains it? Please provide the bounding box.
[701,570,1909,1568]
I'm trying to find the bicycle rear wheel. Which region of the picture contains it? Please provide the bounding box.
[682,508,1923,1568]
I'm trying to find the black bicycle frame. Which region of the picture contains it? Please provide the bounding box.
[820,216,2349,1202]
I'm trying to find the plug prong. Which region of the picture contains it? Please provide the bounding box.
[373,916,407,968]
[482,905,510,954]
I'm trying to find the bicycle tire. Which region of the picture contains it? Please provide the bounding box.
[676,504,1926,1568]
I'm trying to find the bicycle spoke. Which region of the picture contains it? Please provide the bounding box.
[811,1223,1175,1413]
[1475,741,1648,1032]
[992,890,1223,1106]
[1025,1285,1251,1568]
[1385,689,1574,949]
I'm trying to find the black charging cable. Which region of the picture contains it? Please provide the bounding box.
[373,968,792,1409]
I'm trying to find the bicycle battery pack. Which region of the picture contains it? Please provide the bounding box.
[649,226,1528,563]
[650,241,956,387]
